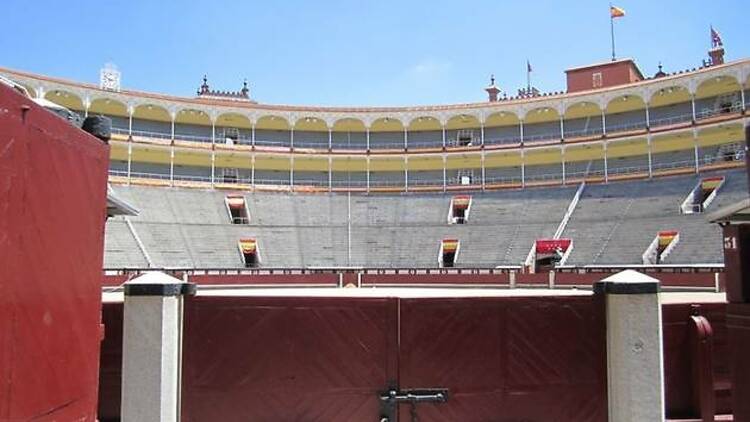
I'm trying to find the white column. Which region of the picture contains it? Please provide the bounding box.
[602,110,607,136]
[691,94,697,122]
[211,120,216,145]
[128,108,134,138]
[127,142,133,185]
[561,146,566,185]
[210,150,215,187]
[442,125,447,148]
[366,157,371,193]
[594,270,664,422]
[645,103,651,130]
[328,156,332,192]
[693,129,700,173]
[559,116,565,140]
[121,272,195,422]
[170,114,176,142]
[521,149,526,187]
[251,154,256,186]
[251,124,256,147]
[290,127,294,149]
[647,134,653,179]
[442,154,447,192]
[519,119,525,144]
[403,128,408,150]
[404,156,408,192]
[169,146,175,187]
[328,128,333,150]
[480,123,485,146]
[366,127,370,151]
[604,141,609,182]
[741,87,746,113]
[289,155,294,189]
[481,150,486,190]
[84,97,90,118]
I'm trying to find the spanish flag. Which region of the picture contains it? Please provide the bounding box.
[610,5,625,18]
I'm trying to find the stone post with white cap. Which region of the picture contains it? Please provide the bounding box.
[121,272,196,422]
[594,270,665,422]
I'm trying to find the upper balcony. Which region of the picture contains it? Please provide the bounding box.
[1,59,748,155]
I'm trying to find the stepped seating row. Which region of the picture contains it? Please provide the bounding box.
[563,170,748,265]
[104,169,748,269]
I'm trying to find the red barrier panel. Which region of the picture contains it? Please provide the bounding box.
[397,296,607,421]
[662,303,730,418]
[555,272,604,286]
[361,272,509,286]
[0,84,109,420]
[98,302,123,422]
[190,273,340,286]
[179,294,605,421]
[516,271,550,285]
[181,296,398,421]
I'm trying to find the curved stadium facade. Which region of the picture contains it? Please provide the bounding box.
[3,55,749,270]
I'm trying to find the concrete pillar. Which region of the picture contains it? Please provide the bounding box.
[594,270,664,422]
[121,272,196,422]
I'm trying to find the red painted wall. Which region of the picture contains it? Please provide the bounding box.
[566,60,643,93]
[0,85,109,420]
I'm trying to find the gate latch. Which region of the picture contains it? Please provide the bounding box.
[379,388,448,421]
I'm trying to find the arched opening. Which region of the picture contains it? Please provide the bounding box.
[255,115,291,148]
[44,89,84,112]
[563,101,603,139]
[694,75,743,118]
[174,108,212,143]
[216,113,253,145]
[522,107,561,144]
[648,85,692,127]
[293,117,329,148]
[445,114,481,147]
[484,111,521,145]
[407,116,443,149]
[331,118,367,150]
[130,104,172,141]
[605,94,647,133]
[89,98,129,135]
[370,117,405,150]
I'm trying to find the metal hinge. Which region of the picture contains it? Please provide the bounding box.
[379,388,448,422]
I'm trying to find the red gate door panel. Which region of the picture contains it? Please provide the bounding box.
[398,296,607,422]
[181,296,398,422]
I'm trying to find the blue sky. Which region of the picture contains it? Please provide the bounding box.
[1,0,746,106]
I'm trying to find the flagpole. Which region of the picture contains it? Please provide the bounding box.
[526,60,531,92]
[610,4,616,61]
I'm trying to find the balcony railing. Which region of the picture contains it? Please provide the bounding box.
[108,104,744,153]
[109,148,745,192]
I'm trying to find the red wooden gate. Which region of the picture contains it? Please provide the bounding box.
[181,294,606,421]
[397,297,607,421]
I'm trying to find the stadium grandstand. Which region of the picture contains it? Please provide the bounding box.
[1,36,748,272]
[3,21,750,422]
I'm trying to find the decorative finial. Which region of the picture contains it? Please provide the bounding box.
[490,74,495,85]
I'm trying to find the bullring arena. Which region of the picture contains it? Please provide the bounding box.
[2,26,750,422]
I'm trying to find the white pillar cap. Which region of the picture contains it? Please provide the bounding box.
[124,271,196,296]
[594,269,660,295]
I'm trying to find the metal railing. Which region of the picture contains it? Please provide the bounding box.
[110,103,743,153]
[110,147,745,191]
